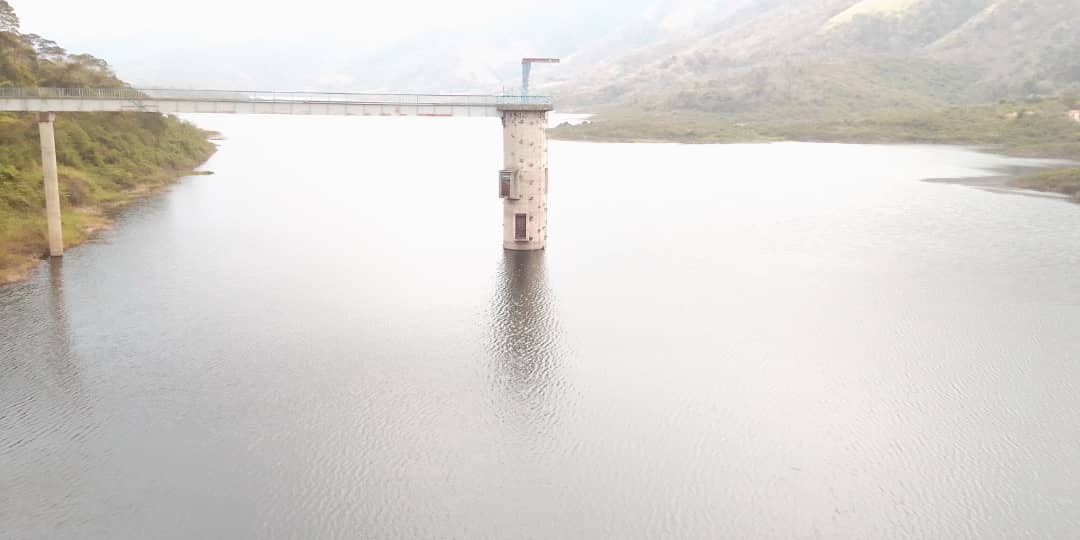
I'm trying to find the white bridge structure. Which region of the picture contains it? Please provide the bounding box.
[0,87,552,117]
[0,87,554,257]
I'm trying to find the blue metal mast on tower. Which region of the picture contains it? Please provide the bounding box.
[522,58,560,100]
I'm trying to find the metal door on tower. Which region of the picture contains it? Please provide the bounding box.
[514,213,528,241]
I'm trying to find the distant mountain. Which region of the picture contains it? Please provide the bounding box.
[561,0,1080,117]
[51,0,1079,113]
[68,0,657,94]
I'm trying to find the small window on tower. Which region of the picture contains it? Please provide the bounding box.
[499,170,513,198]
[514,213,528,241]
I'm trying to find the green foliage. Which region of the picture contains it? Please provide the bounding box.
[824,0,990,53]
[564,0,1080,117]
[553,97,1080,159]
[0,1,18,34]
[0,2,214,281]
[655,56,982,121]
[1012,168,1080,201]
[552,96,1080,204]
[760,99,1080,157]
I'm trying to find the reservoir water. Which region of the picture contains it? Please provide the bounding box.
[2,115,1079,539]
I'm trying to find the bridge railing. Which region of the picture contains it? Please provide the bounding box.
[0,87,554,106]
[0,87,146,99]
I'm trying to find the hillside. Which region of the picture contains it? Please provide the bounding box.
[561,0,1080,117]
[0,2,215,284]
[553,0,1080,201]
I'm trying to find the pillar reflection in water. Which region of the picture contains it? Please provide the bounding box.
[487,250,567,425]
[44,258,79,393]
[0,259,82,458]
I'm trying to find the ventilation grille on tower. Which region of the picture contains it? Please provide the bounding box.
[499,169,520,200]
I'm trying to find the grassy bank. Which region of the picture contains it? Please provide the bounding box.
[0,13,216,285]
[0,112,215,284]
[551,98,1080,199]
[1010,168,1080,201]
[552,98,1080,156]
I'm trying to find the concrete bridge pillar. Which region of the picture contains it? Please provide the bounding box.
[499,106,552,251]
[38,113,63,257]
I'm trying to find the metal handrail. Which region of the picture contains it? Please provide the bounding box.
[0,87,554,106]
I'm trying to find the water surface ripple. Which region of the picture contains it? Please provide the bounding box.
[2,116,1079,539]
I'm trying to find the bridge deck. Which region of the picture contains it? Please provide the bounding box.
[0,88,554,117]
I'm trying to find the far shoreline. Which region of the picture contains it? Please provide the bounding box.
[551,132,1079,204]
[549,99,1080,203]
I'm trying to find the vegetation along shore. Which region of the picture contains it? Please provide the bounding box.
[550,97,1080,202]
[0,16,215,285]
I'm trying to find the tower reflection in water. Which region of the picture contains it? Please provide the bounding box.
[487,250,567,426]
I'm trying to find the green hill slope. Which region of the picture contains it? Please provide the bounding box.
[556,0,1080,201]
[0,3,214,284]
[563,0,1080,115]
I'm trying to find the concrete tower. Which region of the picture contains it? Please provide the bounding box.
[498,104,553,251]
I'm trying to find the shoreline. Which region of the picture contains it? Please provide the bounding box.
[550,129,1080,203]
[923,171,1076,202]
[550,98,1080,200]
[550,129,1076,159]
[3,130,1071,287]
[0,162,217,287]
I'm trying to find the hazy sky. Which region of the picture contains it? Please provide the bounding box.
[10,0,660,90]
[13,0,626,46]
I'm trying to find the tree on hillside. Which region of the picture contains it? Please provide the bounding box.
[23,34,67,61]
[0,1,19,33]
